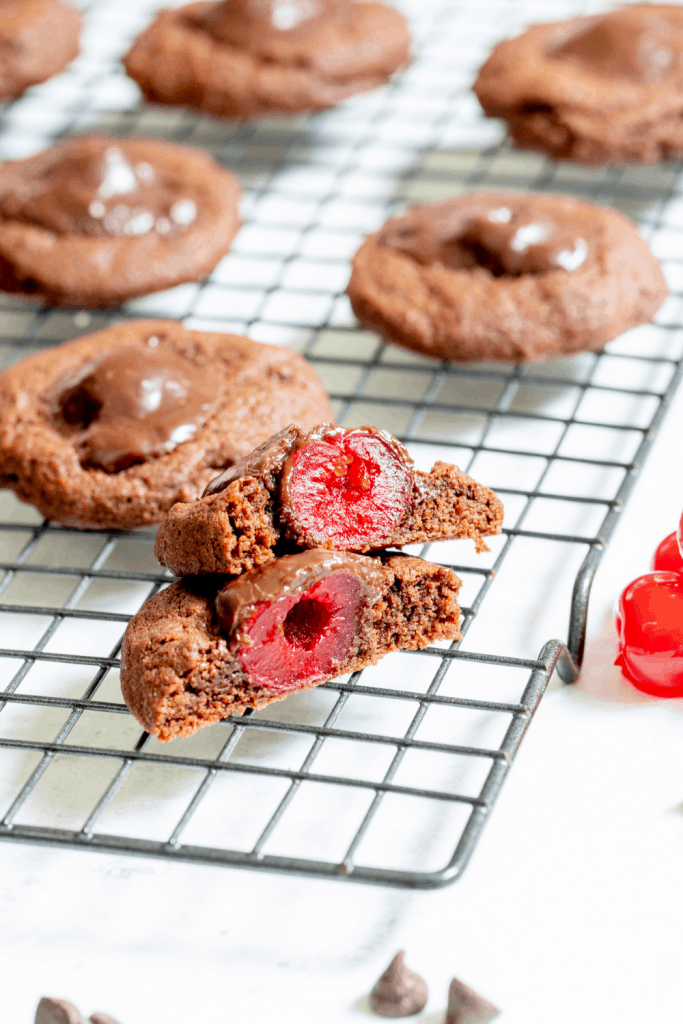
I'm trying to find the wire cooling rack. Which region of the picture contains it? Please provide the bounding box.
[0,0,682,888]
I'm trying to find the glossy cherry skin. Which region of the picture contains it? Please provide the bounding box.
[615,572,683,697]
[651,531,683,573]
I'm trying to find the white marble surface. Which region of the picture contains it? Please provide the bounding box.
[0,0,682,1020]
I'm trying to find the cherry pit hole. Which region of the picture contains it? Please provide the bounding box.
[283,598,332,651]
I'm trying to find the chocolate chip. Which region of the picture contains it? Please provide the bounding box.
[445,976,500,1024]
[89,1014,122,1024]
[35,997,82,1024]
[369,951,428,1017]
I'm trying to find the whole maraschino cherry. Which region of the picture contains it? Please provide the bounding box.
[651,531,683,573]
[615,571,683,698]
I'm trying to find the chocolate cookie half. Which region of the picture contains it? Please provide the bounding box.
[474,4,683,165]
[347,192,667,362]
[0,319,333,529]
[123,0,411,119]
[154,423,504,576]
[0,0,81,101]
[120,550,461,741]
[0,135,240,308]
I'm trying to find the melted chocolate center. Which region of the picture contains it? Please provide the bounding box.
[458,207,590,276]
[387,203,591,277]
[200,0,348,53]
[551,9,678,84]
[0,139,199,238]
[57,339,220,472]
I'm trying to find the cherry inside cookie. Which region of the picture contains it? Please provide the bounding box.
[236,572,361,692]
[215,549,386,693]
[283,426,413,547]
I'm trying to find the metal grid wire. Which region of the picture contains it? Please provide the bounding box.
[0,0,682,888]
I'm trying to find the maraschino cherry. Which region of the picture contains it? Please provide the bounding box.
[237,572,361,692]
[615,571,683,697]
[286,429,412,548]
[651,531,683,573]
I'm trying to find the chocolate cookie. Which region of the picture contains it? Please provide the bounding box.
[347,192,667,363]
[0,0,81,101]
[123,0,411,119]
[120,549,461,741]
[154,423,504,576]
[473,4,683,165]
[0,135,240,308]
[0,319,333,530]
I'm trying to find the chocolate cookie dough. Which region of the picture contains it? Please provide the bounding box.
[347,191,667,362]
[120,549,461,741]
[123,0,411,119]
[474,4,683,165]
[0,0,81,101]
[370,951,429,1018]
[154,423,504,576]
[0,319,333,529]
[0,135,240,308]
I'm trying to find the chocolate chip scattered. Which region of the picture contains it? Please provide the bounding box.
[445,976,500,1023]
[89,1014,122,1024]
[35,998,82,1024]
[369,951,428,1017]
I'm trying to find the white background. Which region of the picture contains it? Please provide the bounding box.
[0,0,681,1021]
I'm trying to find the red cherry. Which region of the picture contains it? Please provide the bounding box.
[678,511,683,562]
[651,531,683,573]
[238,572,361,692]
[615,572,683,697]
[287,430,412,548]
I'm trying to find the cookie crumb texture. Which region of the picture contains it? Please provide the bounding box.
[347,192,667,362]
[0,0,81,101]
[120,553,461,741]
[0,319,333,529]
[124,0,411,119]
[474,4,683,165]
[154,424,503,576]
[0,135,240,308]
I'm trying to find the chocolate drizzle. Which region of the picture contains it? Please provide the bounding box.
[215,549,386,647]
[56,337,220,472]
[445,976,500,1024]
[369,951,429,1018]
[0,136,200,238]
[383,196,596,277]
